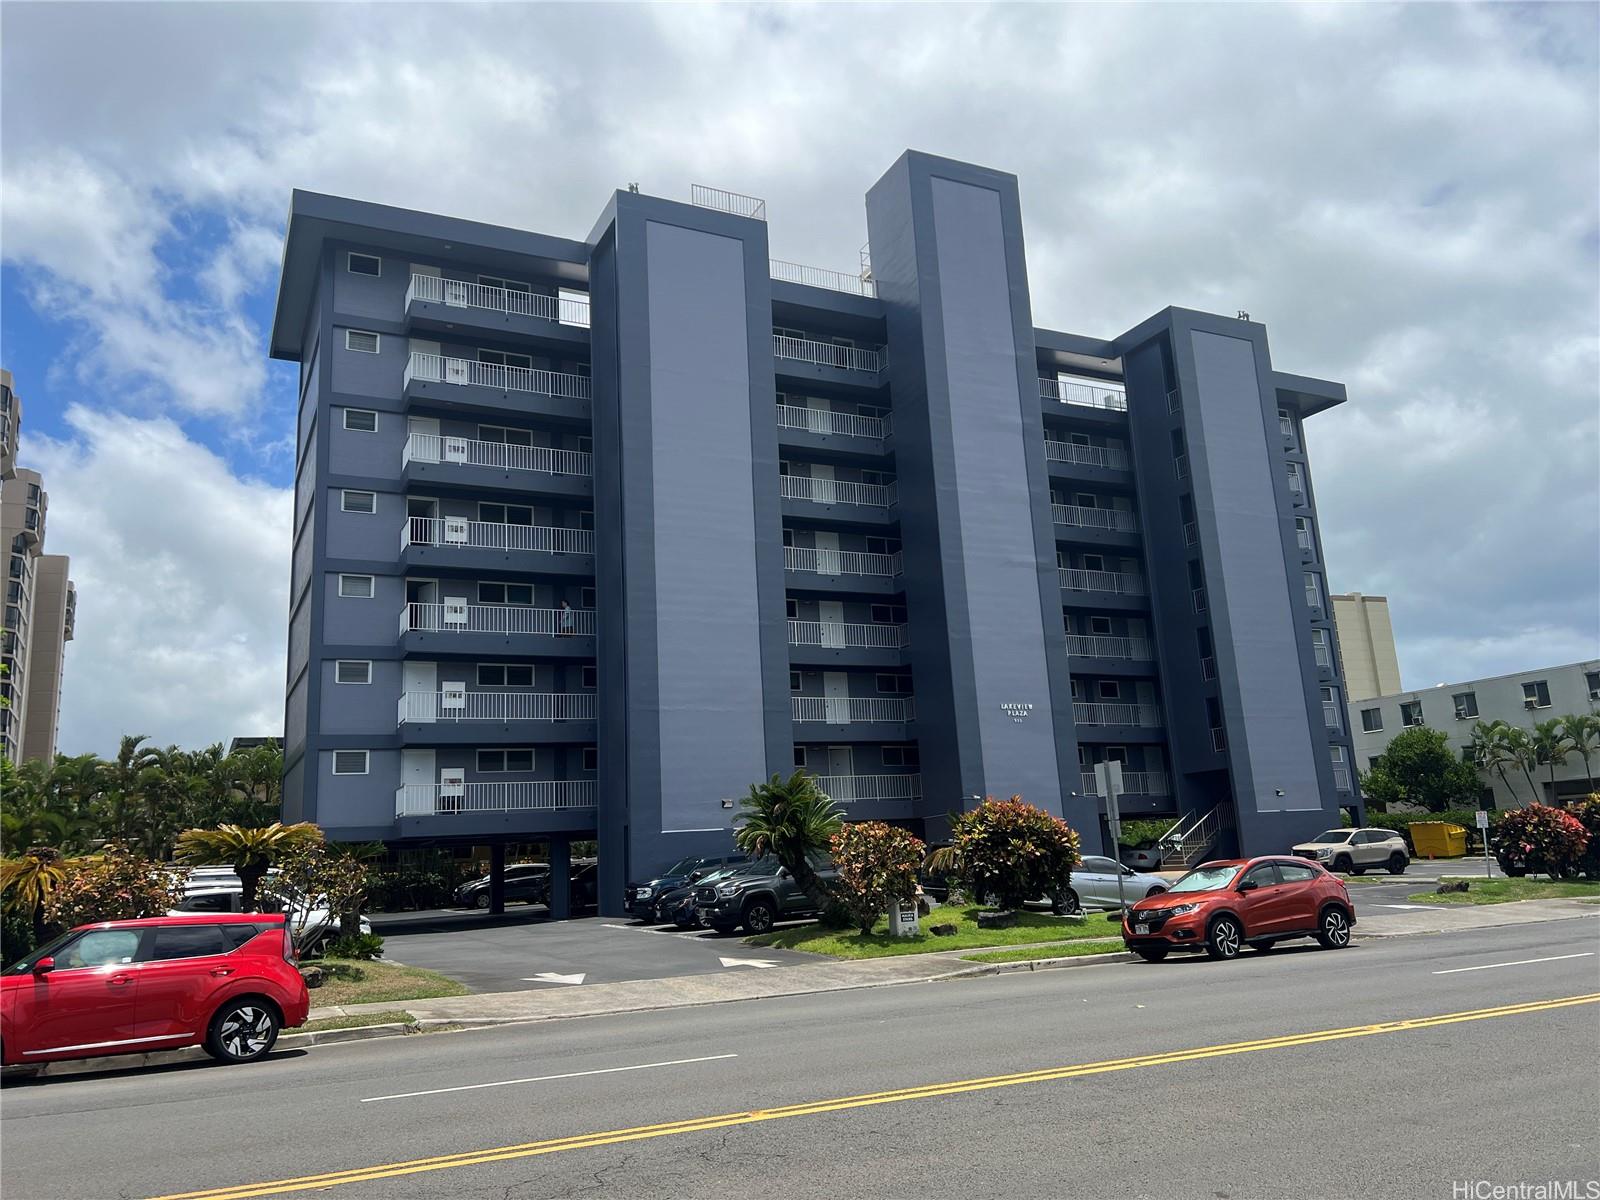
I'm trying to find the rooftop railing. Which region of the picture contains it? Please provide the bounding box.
[773,334,883,374]
[770,259,876,298]
[404,352,592,401]
[406,273,590,327]
[691,184,766,221]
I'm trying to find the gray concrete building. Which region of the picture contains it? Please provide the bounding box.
[272,152,1362,916]
[1350,659,1600,807]
[1331,592,1402,700]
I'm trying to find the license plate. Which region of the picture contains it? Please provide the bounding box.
[1134,923,1149,935]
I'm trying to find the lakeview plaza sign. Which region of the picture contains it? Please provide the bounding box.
[1000,701,1034,724]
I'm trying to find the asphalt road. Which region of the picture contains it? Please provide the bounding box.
[4,919,1597,1200]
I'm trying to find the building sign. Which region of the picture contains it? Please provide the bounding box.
[1000,701,1034,724]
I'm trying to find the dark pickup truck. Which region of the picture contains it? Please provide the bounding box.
[694,861,837,934]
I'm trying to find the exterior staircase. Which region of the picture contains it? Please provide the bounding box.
[1157,805,1234,869]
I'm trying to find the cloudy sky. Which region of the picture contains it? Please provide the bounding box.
[2,2,1596,756]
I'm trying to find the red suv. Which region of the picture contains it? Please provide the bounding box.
[1,914,310,1068]
[1122,856,1355,962]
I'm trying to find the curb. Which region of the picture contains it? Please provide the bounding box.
[946,950,1136,977]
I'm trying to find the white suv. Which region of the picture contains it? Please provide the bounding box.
[1291,828,1409,875]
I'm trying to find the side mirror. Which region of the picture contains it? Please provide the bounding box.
[32,956,55,975]
[1236,881,1259,894]
[776,866,791,879]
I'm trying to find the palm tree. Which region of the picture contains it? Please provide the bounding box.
[1561,714,1599,793]
[1531,718,1575,802]
[0,847,70,946]
[1503,725,1541,805]
[732,771,844,913]
[174,822,324,911]
[1468,720,1524,804]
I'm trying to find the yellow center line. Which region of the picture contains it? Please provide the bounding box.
[151,992,1600,1200]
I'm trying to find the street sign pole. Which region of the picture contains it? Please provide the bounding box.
[1476,810,1490,879]
[1096,761,1128,914]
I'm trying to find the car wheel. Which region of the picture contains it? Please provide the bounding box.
[205,999,281,1064]
[1145,885,1166,898]
[1316,906,1351,949]
[673,913,698,930]
[742,899,777,934]
[1350,864,1365,875]
[473,893,491,910]
[1205,915,1243,961]
[1055,888,1082,915]
[1133,946,1168,962]
[1331,855,1353,874]
[1387,853,1408,875]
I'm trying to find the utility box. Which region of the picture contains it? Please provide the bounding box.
[889,903,920,938]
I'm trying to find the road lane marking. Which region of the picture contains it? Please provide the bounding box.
[719,957,780,969]
[1432,952,1595,976]
[521,972,586,985]
[151,992,1600,1200]
[359,1054,740,1103]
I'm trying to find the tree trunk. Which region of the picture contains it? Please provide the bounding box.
[339,910,360,939]
[1495,766,1520,805]
[239,865,266,913]
[789,858,833,916]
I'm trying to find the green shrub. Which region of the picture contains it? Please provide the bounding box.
[366,865,457,911]
[324,932,385,960]
[44,845,185,929]
[947,796,1080,911]
[1116,819,1171,851]
[830,821,924,935]
[1490,804,1590,879]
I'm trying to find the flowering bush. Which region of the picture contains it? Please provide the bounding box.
[948,796,1080,911]
[44,845,186,929]
[1567,796,1600,880]
[1490,804,1590,880]
[829,822,925,935]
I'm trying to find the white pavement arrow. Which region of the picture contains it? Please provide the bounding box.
[522,972,586,985]
[719,957,780,969]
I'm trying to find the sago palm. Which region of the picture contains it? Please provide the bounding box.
[732,771,843,912]
[175,822,324,911]
[0,847,71,944]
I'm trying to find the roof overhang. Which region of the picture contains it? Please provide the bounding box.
[1271,370,1347,418]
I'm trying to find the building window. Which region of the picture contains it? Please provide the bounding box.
[342,490,377,514]
[335,660,372,685]
[345,330,380,354]
[332,750,369,776]
[338,574,375,599]
[1097,680,1120,700]
[347,253,382,277]
[1587,670,1600,700]
[786,598,799,621]
[343,409,378,432]
[479,503,534,526]
[479,425,534,447]
[1089,616,1113,635]
[1360,707,1383,733]
[1400,700,1425,727]
[881,745,920,768]
[577,436,593,455]
[1452,692,1479,720]
[477,749,535,773]
[477,274,531,294]
[865,536,902,556]
[1461,746,1477,764]
[876,674,912,695]
[478,349,534,370]
[790,671,803,692]
[582,747,598,772]
[870,603,907,624]
[793,746,807,768]
[1522,680,1551,709]
[478,582,533,605]
[581,665,597,688]
[477,664,533,687]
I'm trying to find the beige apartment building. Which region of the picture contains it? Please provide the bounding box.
[1331,592,1402,701]
[1,368,77,765]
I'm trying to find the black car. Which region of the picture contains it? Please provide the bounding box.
[627,854,750,919]
[529,858,600,911]
[696,859,837,934]
[454,862,548,909]
[651,859,776,928]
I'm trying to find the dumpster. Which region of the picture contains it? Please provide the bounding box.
[1409,822,1468,859]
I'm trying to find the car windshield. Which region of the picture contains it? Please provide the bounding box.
[1308,831,1350,844]
[1167,865,1243,893]
[664,857,706,877]
[4,928,85,974]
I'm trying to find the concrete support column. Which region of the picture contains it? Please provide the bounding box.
[488,842,506,915]
[547,838,572,921]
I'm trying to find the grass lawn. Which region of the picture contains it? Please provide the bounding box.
[300,1009,415,1033]
[1407,879,1600,905]
[745,905,1126,959]
[961,941,1126,965]
[305,958,469,1008]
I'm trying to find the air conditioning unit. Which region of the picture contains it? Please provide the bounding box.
[439,769,465,800]
[443,517,470,544]
[441,683,466,711]
[443,598,469,626]
[443,437,469,463]
[1454,709,1469,720]
[1524,697,1538,709]
[1589,688,1600,702]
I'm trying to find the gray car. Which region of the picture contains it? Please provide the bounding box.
[1065,855,1168,911]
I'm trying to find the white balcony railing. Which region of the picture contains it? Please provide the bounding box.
[1211,728,1228,752]
[1297,527,1315,552]
[1044,441,1129,471]
[406,273,590,327]
[1039,378,1128,411]
[780,475,897,507]
[1305,585,1322,610]
[1333,765,1353,792]
[404,352,592,400]
[1183,522,1199,547]
[1200,656,1217,681]
[398,691,596,724]
[1288,472,1305,496]
[791,696,915,724]
[788,620,907,650]
[1065,634,1154,660]
[1166,389,1182,414]
[1073,702,1162,727]
[776,403,891,441]
[691,184,766,221]
[403,433,591,478]
[1174,453,1189,481]
[1193,587,1208,613]
[1314,641,1333,669]
[785,546,903,578]
[402,517,593,556]
[1323,702,1342,730]
[814,774,922,804]
[1080,770,1170,796]
[400,603,596,637]
[1058,568,1145,595]
[769,259,876,298]
[396,780,595,817]
[1053,504,1137,531]
[773,334,883,374]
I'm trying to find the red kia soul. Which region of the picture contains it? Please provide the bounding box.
[1,914,310,1068]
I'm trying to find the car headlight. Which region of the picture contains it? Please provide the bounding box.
[635,887,653,899]
[1167,903,1202,916]
[1312,846,1332,857]
[716,884,742,898]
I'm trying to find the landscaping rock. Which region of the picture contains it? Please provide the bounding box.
[930,923,958,937]
[300,965,326,989]
[976,910,1017,930]
[1436,880,1470,894]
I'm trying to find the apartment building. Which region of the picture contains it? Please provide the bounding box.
[1351,660,1600,807]
[1,368,78,765]
[272,152,1361,916]
[1331,592,1402,700]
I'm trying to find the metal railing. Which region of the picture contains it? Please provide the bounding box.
[769,259,876,298]
[788,619,907,649]
[785,546,903,577]
[1065,634,1154,660]
[1192,587,1208,613]
[403,433,591,478]
[1184,522,1199,547]
[1323,702,1342,730]
[1200,656,1217,681]
[1053,504,1137,531]
[402,517,593,556]
[1332,765,1353,793]
[1297,526,1315,552]
[1044,441,1129,471]
[1073,702,1162,727]
[780,475,896,507]
[398,691,596,724]
[791,696,915,724]
[1058,568,1145,595]
[1210,728,1227,752]
[814,774,922,803]
[1039,378,1128,411]
[776,403,890,440]
[1080,770,1170,796]
[1287,471,1305,495]
[1174,453,1189,481]
[691,184,766,221]
[406,273,590,327]
[1166,389,1181,414]
[400,602,596,637]
[404,352,592,400]
[773,334,883,374]
[396,780,595,817]
[1305,585,1322,610]
[1314,641,1332,669]
[1158,804,1233,869]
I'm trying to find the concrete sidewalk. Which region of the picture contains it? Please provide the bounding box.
[1351,896,1598,938]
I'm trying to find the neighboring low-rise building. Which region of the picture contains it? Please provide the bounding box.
[1349,659,1600,807]
[1331,592,1402,701]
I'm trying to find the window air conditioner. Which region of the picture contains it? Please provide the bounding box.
[1524,697,1538,709]
[443,599,469,626]
[1589,688,1600,702]
[441,683,466,711]
[443,438,469,463]
[443,517,470,544]
[439,769,465,800]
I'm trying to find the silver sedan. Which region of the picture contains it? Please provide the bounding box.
[1067,855,1168,911]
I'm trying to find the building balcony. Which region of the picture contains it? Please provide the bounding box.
[785,546,902,578]
[776,403,891,443]
[1322,702,1342,731]
[1039,378,1127,412]
[1044,441,1129,471]
[1183,522,1199,547]
[1333,765,1353,793]
[403,352,591,422]
[787,619,905,667]
[791,696,915,724]
[780,475,896,508]
[395,780,595,818]
[1074,702,1162,727]
[1065,634,1154,661]
[398,602,595,658]
[401,433,592,499]
[773,335,885,387]
[398,690,596,724]
[1314,642,1332,669]
[1053,504,1137,533]
[1079,770,1170,797]
[404,274,590,351]
[1059,567,1146,597]
[400,517,594,577]
[1297,527,1314,553]
[814,773,921,804]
